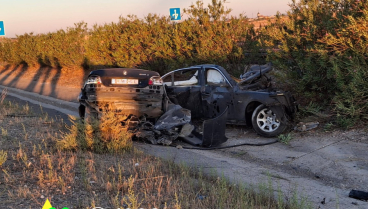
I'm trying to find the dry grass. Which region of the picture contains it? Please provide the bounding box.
[57,111,133,153]
[0,98,312,209]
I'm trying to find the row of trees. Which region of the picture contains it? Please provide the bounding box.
[0,0,367,126]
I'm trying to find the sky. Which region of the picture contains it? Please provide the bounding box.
[0,0,292,38]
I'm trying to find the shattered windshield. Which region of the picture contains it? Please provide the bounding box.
[163,69,199,86]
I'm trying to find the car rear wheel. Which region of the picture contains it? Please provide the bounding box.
[251,104,287,137]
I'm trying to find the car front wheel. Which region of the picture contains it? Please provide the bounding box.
[251,104,288,137]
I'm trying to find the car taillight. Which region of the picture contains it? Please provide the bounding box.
[149,76,163,85]
[86,76,102,85]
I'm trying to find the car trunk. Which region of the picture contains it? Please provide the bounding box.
[84,68,164,118]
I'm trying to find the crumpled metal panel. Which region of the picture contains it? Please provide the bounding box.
[201,106,228,147]
[154,104,191,130]
[201,86,233,119]
[180,106,228,147]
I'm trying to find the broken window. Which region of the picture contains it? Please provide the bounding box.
[205,69,228,86]
[171,69,199,86]
[162,73,173,86]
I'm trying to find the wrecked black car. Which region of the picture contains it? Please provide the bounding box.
[78,68,164,122]
[77,64,297,147]
[77,67,230,147]
[161,63,297,137]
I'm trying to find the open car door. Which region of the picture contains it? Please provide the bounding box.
[162,67,204,118]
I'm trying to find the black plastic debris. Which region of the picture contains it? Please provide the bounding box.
[180,107,228,147]
[294,122,319,132]
[239,62,273,85]
[133,104,228,147]
[349,190,368,201]
[154,104,191,130]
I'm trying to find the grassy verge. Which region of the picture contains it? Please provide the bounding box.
[0,96,311,209]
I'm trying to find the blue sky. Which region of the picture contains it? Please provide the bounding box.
[0,0,291,37]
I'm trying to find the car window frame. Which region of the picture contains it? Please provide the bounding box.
[162,67,202,87]
[204,67,232,87]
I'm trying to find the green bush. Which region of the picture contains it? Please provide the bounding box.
[85,0,259,75]
[16,33,41,67]
[38,22,88,68]
[0,39,22,65]
[261,0,368,125]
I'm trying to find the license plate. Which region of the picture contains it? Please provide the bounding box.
[111,78,138,84]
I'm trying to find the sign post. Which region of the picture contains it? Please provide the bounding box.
[169,8,181,21]
[0,21,5,36]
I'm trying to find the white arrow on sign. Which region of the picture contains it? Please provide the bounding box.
[172,9,179,19]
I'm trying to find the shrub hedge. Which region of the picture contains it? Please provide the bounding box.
[261,0,368,126]
[0,0,258,76]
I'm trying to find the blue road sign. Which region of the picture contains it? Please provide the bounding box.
[0,21,5,36]
[170,8,181,21]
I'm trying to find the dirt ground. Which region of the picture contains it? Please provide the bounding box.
[1,64,368,208]
[222,126,368,191]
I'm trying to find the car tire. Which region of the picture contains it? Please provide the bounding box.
[251,104,287,137]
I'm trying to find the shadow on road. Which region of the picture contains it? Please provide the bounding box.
[0,64,88,101]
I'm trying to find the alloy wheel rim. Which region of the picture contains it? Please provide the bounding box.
[256,108,280,132]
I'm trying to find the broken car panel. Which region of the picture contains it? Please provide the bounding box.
[180,106,229,147]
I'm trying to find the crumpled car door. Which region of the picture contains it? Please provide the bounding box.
[201,68,234,119]
[163,68,204,118]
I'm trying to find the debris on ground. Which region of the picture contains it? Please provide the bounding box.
[154,104,191,130]
[349,190,368,201]
[133,104,228,147]
[294,122,319,132]
[132,105,189,146]
[179,123,195,137]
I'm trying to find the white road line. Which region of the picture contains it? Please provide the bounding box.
[0,85,79,117]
